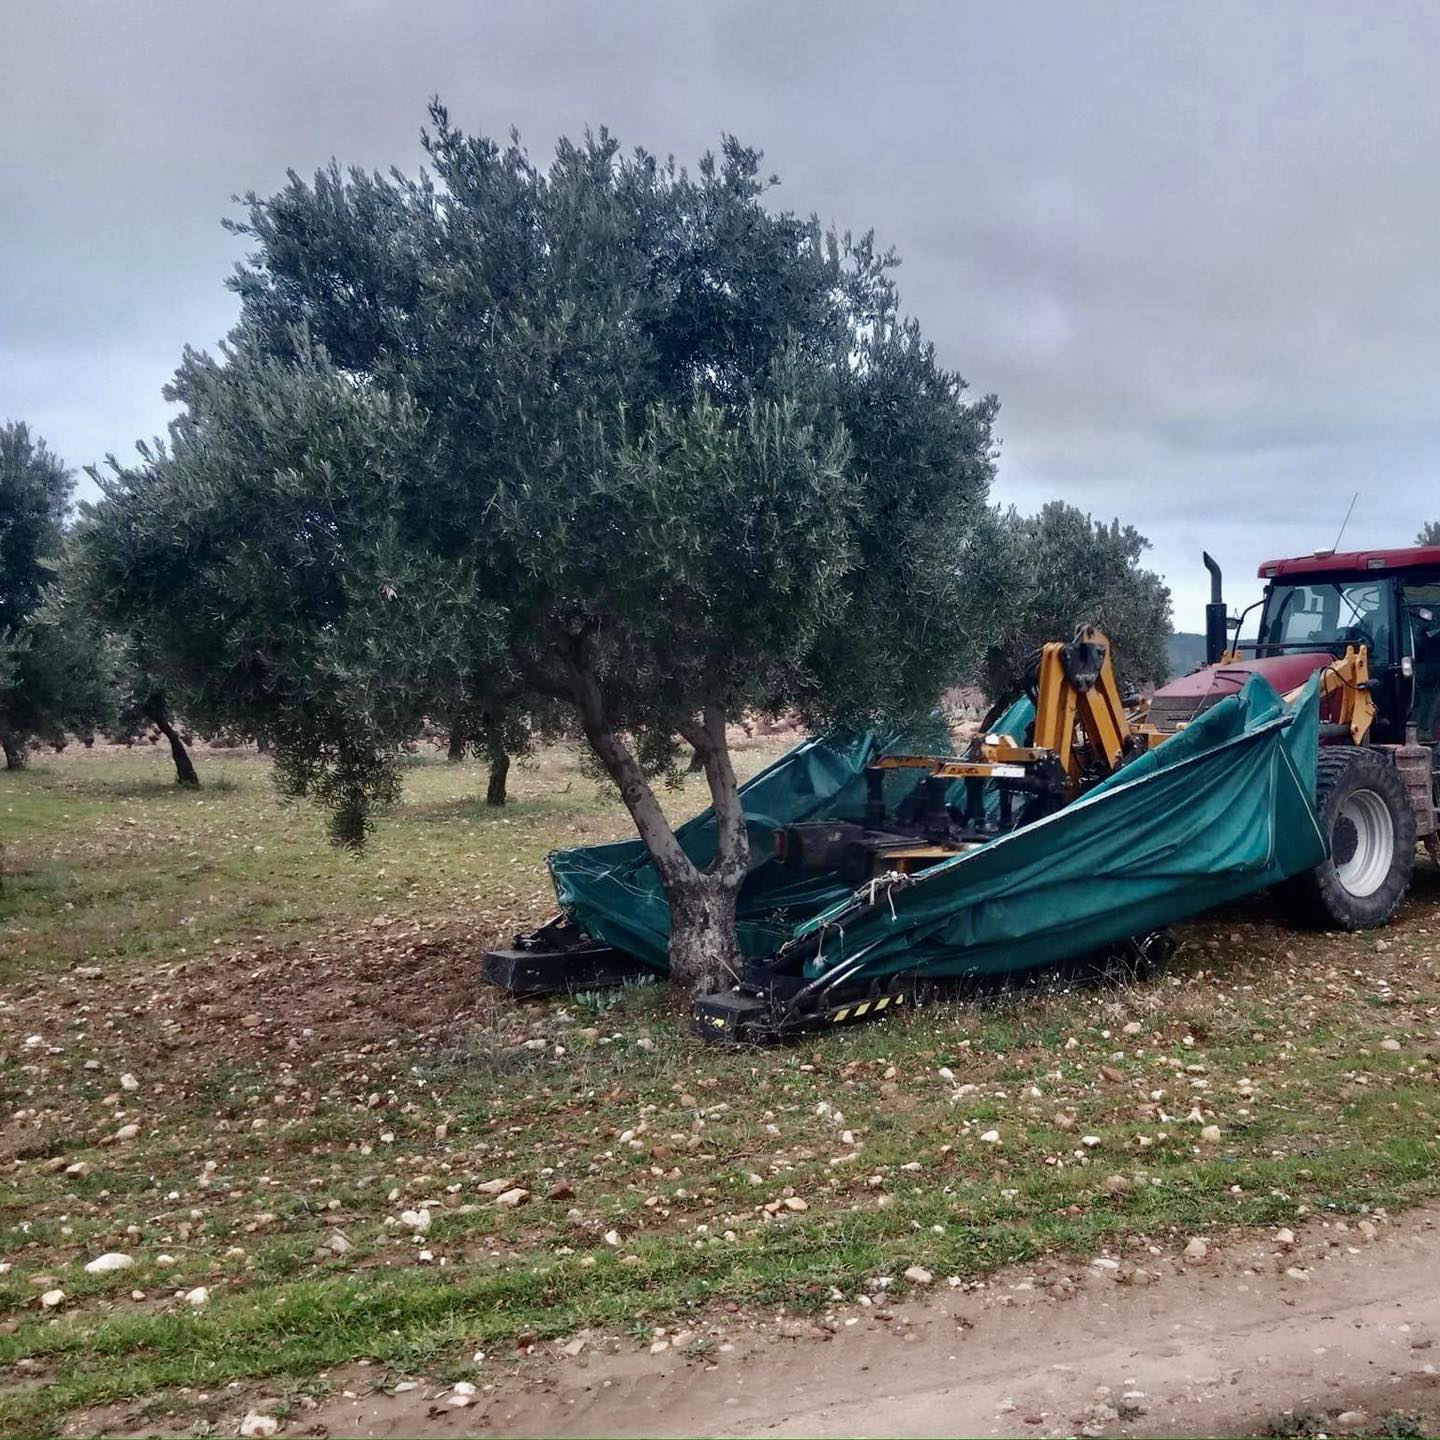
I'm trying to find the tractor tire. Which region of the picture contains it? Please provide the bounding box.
[1273,748,1416,930]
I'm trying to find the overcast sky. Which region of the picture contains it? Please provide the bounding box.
[5,1,1440,626]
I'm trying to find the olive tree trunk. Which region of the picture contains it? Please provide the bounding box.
[446,725,465,763]
[566,659,746,993]
[155,715,201,787]
[2,734,26,770]
[483,715,509,807]
[486,749,510,806]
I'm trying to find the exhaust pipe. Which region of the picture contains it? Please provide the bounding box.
[1203,552,1227,665]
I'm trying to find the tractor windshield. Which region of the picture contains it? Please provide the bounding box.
[1258,579,1391,656]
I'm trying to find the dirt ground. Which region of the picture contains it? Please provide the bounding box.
[9,744,1440,1439]
[280,1208,1440,1439]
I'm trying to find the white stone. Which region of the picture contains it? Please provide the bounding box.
[476,1177,516,1195]
[1381,1038,1402,1051]
[155,1253,176,1267]
[650,1339,670,1354]
[184,1286,210,1306]
[326,1231,352,1256]
[1200,1125,1222,1143]
[495,1187,529,1208]
[84,1252,135,1275]
[239,1413,280,1438]
[903,1265,934,1284]
[1184,1237,1209,1260]
[40,1288,65,1309]
[119,1073,140,1092]
[399,1208,431,1232]
[1275,1227,1296,1248]
[979,1129,1000,1144]
[113,1123,140,1141]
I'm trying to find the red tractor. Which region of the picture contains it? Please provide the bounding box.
[1148,547,1440,929]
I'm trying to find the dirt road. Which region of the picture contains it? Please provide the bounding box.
[288,1209,1440,1439]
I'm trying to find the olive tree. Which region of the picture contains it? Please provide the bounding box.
[89,108,998,990]
[0,424,116,766]
[980,501,1173,700]
[79,350,460,837]
[103,636,202,787]
[1418,521,1440,546]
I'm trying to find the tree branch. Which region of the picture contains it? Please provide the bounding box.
[562,650,696,889]
[684,703,749,885]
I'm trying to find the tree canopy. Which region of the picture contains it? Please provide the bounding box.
[980,501,1173,700]
[0,422,70,634]
[0,423,115,767]
[81,106,1001,987]
[1418,520,1440,546]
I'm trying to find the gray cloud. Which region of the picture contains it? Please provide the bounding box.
[5,0,1440,624]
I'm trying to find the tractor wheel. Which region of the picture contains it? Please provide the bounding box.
[1274,748,1416,930]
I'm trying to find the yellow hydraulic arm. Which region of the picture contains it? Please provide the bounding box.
[1030,624,1134,786]
[1283,644,1374,744]
[873,626,1148,801]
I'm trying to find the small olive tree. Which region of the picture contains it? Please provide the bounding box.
[981,501,1173,700]
[88,108,999,990]
[103,636,202,787]
[0,425,116,766]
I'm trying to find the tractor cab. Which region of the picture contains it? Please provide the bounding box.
[1151,545,1440,745]
[1250,549,1440,746]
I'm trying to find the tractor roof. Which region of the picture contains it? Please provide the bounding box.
[1259,545,1440,579]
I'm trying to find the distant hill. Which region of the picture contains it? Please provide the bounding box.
[1166,631,1207,678]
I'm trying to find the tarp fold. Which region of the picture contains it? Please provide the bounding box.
[546,673,1325,987]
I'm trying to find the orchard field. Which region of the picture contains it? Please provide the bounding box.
[3,741,1440,1437]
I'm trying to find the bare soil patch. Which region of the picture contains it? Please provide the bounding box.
[90,1205,1440,1439]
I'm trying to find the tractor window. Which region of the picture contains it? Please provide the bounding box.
[1404,576,1440,743]
[1260,580,1391,656]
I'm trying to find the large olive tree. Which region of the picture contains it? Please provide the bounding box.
[86,108,999,990]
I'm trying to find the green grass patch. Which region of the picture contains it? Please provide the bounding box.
[3,741,1440,1435]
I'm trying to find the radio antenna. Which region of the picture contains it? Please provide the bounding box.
[1330,491,1358,553]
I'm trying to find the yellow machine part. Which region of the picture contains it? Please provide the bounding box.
[1030,625,1138,791]
[1284,644,1374,744]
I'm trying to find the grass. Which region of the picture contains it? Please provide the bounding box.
[3,738,1440,1436]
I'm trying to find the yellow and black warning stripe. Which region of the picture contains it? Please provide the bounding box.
[829,992,905,1025]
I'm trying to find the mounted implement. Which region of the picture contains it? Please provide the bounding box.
[769,626,1152,893]
[485,545,1439,1043]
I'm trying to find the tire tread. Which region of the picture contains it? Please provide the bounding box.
[1274,747,1416,931]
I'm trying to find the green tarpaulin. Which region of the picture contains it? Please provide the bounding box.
[547,673,1325,987]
